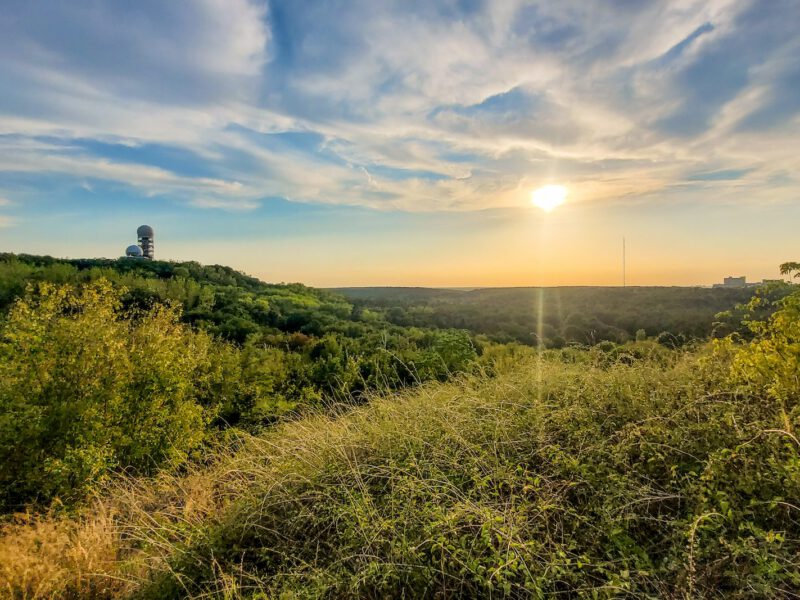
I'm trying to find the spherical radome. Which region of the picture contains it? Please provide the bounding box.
[126,245,143,257]
[137,225,154,238]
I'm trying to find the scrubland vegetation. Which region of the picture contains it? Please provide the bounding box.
[1,255,799,598]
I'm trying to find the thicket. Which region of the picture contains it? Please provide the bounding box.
[0,270,477,512]
[1,277,799,598]
[0,281,232,510]
[0,254,480,407]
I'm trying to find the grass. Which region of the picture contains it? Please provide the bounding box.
[2,344,799,598]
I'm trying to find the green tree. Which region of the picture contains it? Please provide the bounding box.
[779,261,800,279]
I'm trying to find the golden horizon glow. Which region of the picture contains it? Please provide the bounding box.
[531,185,568,212]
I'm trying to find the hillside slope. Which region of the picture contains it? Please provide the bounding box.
[2,260,797,598]
[0,253,478,406]
[0,255,478,512]
[3,336,799,598]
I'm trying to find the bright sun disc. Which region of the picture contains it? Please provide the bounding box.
[531,185,568,212]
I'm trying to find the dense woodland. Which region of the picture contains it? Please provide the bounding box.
[0,254,477,510]
[1,254,799,598]
[334,284,790,347]
[0,254,481,398]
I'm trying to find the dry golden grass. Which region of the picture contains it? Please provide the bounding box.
[0,376,480,599]
[0,407,372,599]
[0,435,259,599]
[0,503,124,599]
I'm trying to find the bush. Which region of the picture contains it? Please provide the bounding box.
[726,287,800,407]
[0,280,227,510]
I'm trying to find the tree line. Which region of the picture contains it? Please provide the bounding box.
[335,284,794,347]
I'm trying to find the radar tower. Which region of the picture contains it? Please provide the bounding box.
[137,225,154,260]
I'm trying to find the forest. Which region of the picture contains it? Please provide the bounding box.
[333,284,788,347]
[1,254,799,598]
[0,254,477,511]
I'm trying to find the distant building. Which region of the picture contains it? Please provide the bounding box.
[123,225,155,260]
[713,276,747,289]
[125,244,144,258]
[712,276,786,289]
[725,276,746,288]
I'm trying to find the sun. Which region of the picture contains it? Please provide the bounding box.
[531,185,568,212]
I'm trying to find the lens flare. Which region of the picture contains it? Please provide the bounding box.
[531,185,568,212]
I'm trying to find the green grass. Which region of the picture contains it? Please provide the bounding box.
[3,344,799,598]
[144,345,800,597]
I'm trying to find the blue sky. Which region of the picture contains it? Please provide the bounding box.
[0,0,798,286]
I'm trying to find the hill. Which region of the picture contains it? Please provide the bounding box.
[2,256,798,598]
[3,320,800,597]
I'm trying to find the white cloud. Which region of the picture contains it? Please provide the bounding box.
[0,0,797,213]
[190,197,260,211]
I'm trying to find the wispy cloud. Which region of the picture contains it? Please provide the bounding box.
[0,0,797,214]
[190,197,260,211]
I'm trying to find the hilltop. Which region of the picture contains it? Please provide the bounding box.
[1,255,798,598]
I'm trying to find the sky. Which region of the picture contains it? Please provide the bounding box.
[0,0,798,287]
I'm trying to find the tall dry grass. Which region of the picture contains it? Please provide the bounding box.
[0,504,121,599]
[0,435,257,599]
[2,345,798,598]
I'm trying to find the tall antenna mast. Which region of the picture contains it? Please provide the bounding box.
[622,236,626,288]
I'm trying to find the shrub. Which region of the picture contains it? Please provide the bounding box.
[0,280,225,510]
[726,287,800,407]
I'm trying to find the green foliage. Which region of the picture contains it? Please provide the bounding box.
[712,279,794,339]
[722,280,800,408]
[0,256,482,510]
[128,338,800,598]
[0,280,226,509]
[337,285,764,347]
[779,262,800,279]
[0,254,480,427]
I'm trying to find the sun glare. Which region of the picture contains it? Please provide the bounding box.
[531,185,568,212]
